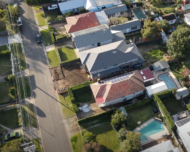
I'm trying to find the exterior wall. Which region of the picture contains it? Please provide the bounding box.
[168,19,176,24]
[97,4,114,11]
[99,90,144,107]
[175,94,189,100]
[100,39,112,45]
[61,6,84,14]
[122,25,141,34]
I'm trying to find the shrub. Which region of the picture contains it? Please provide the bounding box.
[172,88,177,95]
[8,74,15,84]
[155,90,171,99]
[8,87,17,100]
[79,8,89,14]
[64,11,74,17]
[82,131,96,145]
[117,128,128,142]
[83,142,102,152]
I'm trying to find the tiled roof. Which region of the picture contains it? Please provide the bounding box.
[90,71,145,104]
[65,12,100,33]
[139,68,154,82]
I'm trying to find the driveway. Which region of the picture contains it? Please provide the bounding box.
[0,36,8,46]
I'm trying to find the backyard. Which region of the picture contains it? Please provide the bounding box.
[0,81,14,104]
[35,13,47,26]
[163,97,186,115]
[45,11,60,22]
[40,29,53,46]
[58,47,77,63]
[0,108,19,129]
[126,104,156,130]
[47,50,60,67]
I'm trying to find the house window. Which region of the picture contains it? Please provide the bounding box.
[97,42,101,46]
[131,26,137,30]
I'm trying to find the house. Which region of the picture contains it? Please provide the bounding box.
[184,13,190,26]
[162,13,176,24]
[141,140,180,152]
[139,68,155,84]
[93,0,122,11]
[90,71,145,107]
[79,40,144,80]
[103,4,128,18]
[65,12,100,34]
[71,24,113,52]
[146,82,168,97]
[110,19,141,34]
[152,60,170,72]
[175,87,189,100]
[175,117,190,152]
[95,11,109,25]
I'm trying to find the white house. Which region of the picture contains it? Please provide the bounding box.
[184,13,190,26]
[146,82,168,97]
[175,87,189,100]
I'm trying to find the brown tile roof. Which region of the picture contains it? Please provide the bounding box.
[90,71,145,104]
[65,12,100,33]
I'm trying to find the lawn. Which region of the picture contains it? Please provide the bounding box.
[59,94,75,118]
[73,88,94,103]
[126,104,156,130]
[40,29,53,46]
[18,77,31,99]
[157,5,174,14]
[0,108,19,129]
[35,13,47,26]
[22,104,37,128]
[58,47,77,63]
[163,97,186,115]
[0,81,14,104]
[47,50,60,67]
[71,132,83,152]
[11,43,26,70]
[45,11,59,22]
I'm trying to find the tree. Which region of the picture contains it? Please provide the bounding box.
[167,27,190,59]
[111,110,127,131]
[187,103,190,111]
[8,87,17,100]
[120,132,141,152]
[9,5,20,21]
[82,132,96,145]
[117,128,128,142]
[83,142,102,152]
[158,20,170,33]
[141,20,159,41]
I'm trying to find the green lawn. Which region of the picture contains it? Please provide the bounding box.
[47,50,60,67]
[73,88,94,103]
[126,104,156,130]
[45,11,59,22]
[22,104,37,128]
[35,13,47,26]
[0,138,24,152]
[71,132,83,152]
[163,97,186,115]
[0,81,14,104]
[40,29,53,46]
[58,47,77,62]
[59,94,75,118]
[0,108,19,129]
[11,43,26,70]
[18,77,31,99]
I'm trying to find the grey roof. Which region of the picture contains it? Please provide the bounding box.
[152,61,170,72]
[112,31,125,42]
[79,40,144,72]
[71,24,112,48]
[176,87,189,97]
[110,19,141,31]
[94,0,121,6]
[104,4,127,15]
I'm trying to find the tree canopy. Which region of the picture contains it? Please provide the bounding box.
[158,20,170,33]
[82,142,102,152]
[82,132,96,145]
[167,27,190,59]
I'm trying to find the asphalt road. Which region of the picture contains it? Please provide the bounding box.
[16,1,72,152]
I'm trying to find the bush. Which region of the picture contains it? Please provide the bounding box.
[83,142,102,152]
[8,74,15,84]
[64,11,74,17]
[79,8,89,14]
[117,128,128,142]
[8,87,17,100]
[0,49,10,57]
[172,88,177,95]
[82,131,96,145]
[155,90,171,99]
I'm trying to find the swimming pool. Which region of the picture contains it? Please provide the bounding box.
[138,120,164,141]
[158,73,176,90]
[133,8,147,20]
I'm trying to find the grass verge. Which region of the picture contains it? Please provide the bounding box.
[35,13,47,26]
[47,50,60,67]
[40,29,53,46]
[71,132,82,152]
[58,47,77,62]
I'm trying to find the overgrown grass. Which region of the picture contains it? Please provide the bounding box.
[0,81,14,104]
[59,94,75,118]
[40,29,53,46]
[35,13,47,26]
[0,138,24,151]
[73,88,94,103]
[71,133,82,152]
[58,47,77,63]
[143,49,164,64]
[47,50,59,67]
[0,108,19,129]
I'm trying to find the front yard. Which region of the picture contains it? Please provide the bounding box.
[58,47,77,63]
[35,13,47,26]
[47,50,60,67]
[0,81,14,104]
[40,29,53,46]
[0,138,24,151]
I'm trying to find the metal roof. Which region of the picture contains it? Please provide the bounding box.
[176,87,189,97]
[152,61,170,72]
[104,4,127,15]
[94,0,122,6]
[146,82,168,97]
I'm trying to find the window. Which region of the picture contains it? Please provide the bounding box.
[97,42,100,46]
[131,26,137,30]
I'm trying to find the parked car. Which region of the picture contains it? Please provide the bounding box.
[36,34,43,44]
[181,97,189,108]
[4,132,21,141]
[17,17,22,27]
[47,4,58,10]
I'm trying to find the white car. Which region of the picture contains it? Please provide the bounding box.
[47,4,58,10]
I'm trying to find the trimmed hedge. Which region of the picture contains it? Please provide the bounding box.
[125,98,152,111]
[153,94,175,130]
[155,90,171,99]
[68,88,78,113]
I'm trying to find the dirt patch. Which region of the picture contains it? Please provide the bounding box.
[138,44,162,54]
[51,23,67,34]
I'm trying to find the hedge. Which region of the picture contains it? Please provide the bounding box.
[68,88,78,113]
[125,98,152,111]
[0,50,10,57]
[71,81,92,91]
[155,90,172,99]
[153,94,175,130]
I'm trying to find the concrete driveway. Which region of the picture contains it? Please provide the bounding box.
[0,36,8,46]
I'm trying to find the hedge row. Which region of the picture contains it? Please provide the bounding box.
[125,98,152,111]
[155,90,172,99]
[153,94,175,129]
[0,50,10,57]
[71,81,92,91]
[68,88,78,113]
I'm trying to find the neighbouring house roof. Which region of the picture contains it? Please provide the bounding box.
[146,81,168,97]
[85,0,97,10]
[176,87,189,97]
[162,13,176,21]
[152,60,170,72]
[65,12,100,33]
[110,19,141,31]
[139,68,154,82]
[94,0,122,6]
[58,0,86,13]
[111,30,125,42]
[104,4,127,16]
[71,24,112,48]
[95,11,109,25]
[90,71,145,104]
[140,140,180,152]
[79,40,144,72]
[175,117,190,152]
